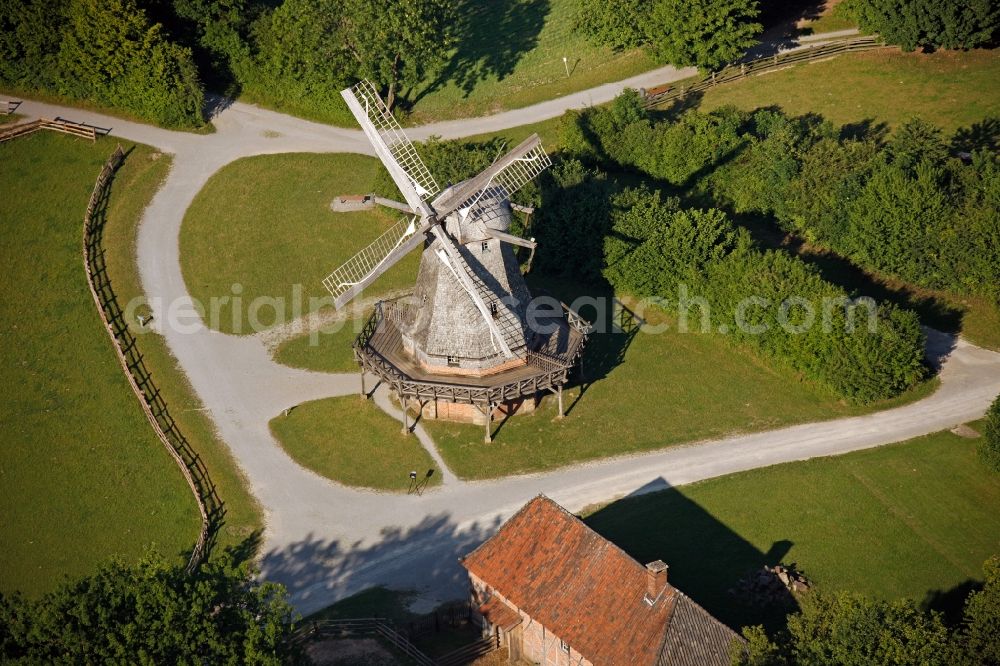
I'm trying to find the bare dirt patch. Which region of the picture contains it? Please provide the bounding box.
[305,637,401,666]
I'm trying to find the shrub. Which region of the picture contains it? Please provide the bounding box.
[979,393,1000,472]
[602,192,926,403]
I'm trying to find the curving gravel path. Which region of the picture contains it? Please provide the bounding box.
[13,42,1000,614]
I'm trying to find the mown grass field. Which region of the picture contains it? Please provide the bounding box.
[270,397,441,492]
[697,48,1000,134]
[102,148,263,550]
[403,0,657,124]
[272,316,367,374]
[585,423,1000,630]
[421,290,937,479]
[0,133,198,596]
[180,153,419,335]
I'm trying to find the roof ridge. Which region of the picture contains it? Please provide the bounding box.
[460,493,550,564]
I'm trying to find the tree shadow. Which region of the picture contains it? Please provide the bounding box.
[840,117,890,143]
[952,116,1000,154]
[647,89,706,123]
[922,578,982,627]
[260,512,506,617]
[585,477,800,632]
[780,235,965,337]
[407,0,549,105]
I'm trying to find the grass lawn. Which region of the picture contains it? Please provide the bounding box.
[797,1,857,35]
[272,316,367,374]
[270,397,441,492]
[421,289,937,480]
[180,153,419,335]
[696,48,1000,135]
[0,133,199,596]
[403,0,657,124]
[102,151,263,550]
[584,423,1000,630]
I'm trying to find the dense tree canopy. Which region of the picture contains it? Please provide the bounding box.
[0,549,296,664]
[847,0,999,51]
[340,0,456,111]
[1,0,204,127]
[577,0,762,70]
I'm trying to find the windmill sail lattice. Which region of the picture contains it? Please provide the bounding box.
[323,216,425,308]
[432,135,551,218]
[342,80,438,211]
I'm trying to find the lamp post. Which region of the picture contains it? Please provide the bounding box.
[562,56,570,78]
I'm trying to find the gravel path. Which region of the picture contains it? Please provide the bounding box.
[12,38,1000,615]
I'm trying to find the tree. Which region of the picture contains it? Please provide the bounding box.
[641,0,762,71]
[847,0,999,51]
[248,0,352,111]
[57,0,204,127]
[979,393,1000,472]
[341,0,457,111]
[742,591,951,665]
[950,556,1000,663]
[0,549,296,664]
[0,0,68,90]
[576,0,648,51]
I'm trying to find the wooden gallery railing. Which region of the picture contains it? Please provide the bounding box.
[82,145,221,573]
[641,35,886,109]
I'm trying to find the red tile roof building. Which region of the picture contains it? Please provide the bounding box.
[461,495,743,666]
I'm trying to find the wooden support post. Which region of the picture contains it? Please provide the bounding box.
[401,400,409,435]
[557,385,564,419]
[484,403,493,444]
[360,370,367,399]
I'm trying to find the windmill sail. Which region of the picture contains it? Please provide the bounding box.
[341,80,439,215]
[431,134,551,218]
[323,216,429,309]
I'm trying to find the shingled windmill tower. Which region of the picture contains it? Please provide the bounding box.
[323,81,589,442]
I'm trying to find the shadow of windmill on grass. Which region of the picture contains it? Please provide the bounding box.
[585,477,799,632]
[528,278,644,418]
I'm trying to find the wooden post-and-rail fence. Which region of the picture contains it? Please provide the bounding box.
[0,116,100,143]
[82,145,222,573]
[640,35,886,109]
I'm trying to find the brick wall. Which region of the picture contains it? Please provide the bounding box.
[469,573,592,666]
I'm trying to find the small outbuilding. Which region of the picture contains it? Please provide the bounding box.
[460,495,744,666]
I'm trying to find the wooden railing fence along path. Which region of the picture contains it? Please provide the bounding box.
[83,145,222,573]
[291,603,496,666]
[291,619,438,666]
[641,35,886,109]
[0,116,100,143]
[2,99,21,115]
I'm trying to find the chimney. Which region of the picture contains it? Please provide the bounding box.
[644,560,669,604]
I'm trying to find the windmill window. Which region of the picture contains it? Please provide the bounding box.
[489,302,499,318]
[446,356,459,367]
[481,241,490,252]
[560,640,570,653]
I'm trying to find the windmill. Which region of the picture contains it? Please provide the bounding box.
[323,80,589,441]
